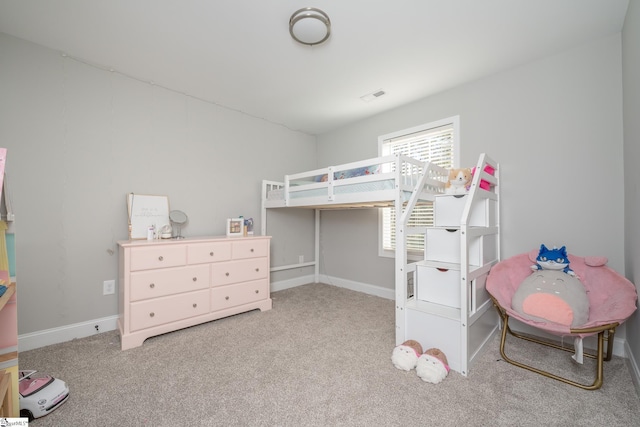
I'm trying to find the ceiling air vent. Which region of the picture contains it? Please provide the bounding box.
[360,89,386,103]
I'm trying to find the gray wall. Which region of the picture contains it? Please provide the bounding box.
[317,34,626,323]
[623,0,640,385]
[0,33,317,335]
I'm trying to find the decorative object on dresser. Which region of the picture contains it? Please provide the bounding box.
[126,194,170,240]
[118,236,272,350]
[226,218,244,237]
[244,218,254,235]
[169,210,188,239]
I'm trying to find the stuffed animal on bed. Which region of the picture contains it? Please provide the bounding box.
[416,348,450,383]
[444,168,472,195]
[530,244,575,276]
[315,165,379,183]
[391,340,423,371]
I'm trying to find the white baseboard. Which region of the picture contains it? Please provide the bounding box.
[271,274,394,299]
[317,275,395,300]
[270,274,316,292]
[613,336,628,359]
[18,315,119,352]
[626,340,640,396]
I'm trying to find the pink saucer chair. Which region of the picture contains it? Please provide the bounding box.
[486,249,637,390]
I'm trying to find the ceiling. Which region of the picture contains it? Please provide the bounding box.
[0,1,629,135]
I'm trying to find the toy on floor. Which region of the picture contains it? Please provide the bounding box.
[18,370,70,421]
[444,168,472,195]
[391,340,423,371]
[416,348,450,383]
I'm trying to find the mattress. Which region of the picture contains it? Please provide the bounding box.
[266,179,396,201]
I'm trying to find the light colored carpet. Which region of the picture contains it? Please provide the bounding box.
[19,283,640,426]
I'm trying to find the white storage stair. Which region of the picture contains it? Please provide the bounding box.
[396,153,500,376]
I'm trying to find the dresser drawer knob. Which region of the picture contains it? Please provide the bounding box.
[193,277,197,282]
[158,256,164,261]
[149,312,155,317]
[255,268,259,272]
[210,251,214,256]
[225,296,229,300]
[149,283,155,289]
[193,303,197,308]
[225,272,230,276]
[251,248,254,252]
[255,290,259,294]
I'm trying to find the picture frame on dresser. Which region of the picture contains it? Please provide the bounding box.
[127,193,170,239]
[226,218,243,237]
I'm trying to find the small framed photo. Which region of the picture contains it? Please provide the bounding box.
[226,218,244,237]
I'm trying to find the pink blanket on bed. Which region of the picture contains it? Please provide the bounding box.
[486,250,637,336]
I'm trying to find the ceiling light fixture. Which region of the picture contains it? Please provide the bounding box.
[289,7,331,46]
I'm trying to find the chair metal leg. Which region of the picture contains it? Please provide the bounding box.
[492,298,618,391]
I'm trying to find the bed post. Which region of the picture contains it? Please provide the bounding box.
[261,181,266,237]
[394,155,407,345]
[315,209,320,283]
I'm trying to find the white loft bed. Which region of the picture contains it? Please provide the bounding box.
[261,153,500,376]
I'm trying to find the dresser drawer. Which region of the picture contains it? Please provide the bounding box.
[130,264,209,302]
[187,242,232,264]
[211,258,268,286]
[232,239,269,259]
[130,245,187,271]
[211,279,269,311]
[129,289,210,332]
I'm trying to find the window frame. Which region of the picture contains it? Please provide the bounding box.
[377,116,460,259]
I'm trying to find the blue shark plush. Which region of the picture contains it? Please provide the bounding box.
[531,244,575,276]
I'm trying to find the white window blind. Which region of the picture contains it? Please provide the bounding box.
[379,119,457,254]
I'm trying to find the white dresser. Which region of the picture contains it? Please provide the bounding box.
[118,235,272,350]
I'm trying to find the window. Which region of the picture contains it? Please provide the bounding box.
[378,116,459,257]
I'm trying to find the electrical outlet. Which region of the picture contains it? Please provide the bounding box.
[103,280,115,295]
[299,255,304,263]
